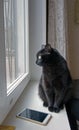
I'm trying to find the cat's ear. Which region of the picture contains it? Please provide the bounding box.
[45,43,52,51]
[41,44,45,49]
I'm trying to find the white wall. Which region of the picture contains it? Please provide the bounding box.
[29,0,46,80]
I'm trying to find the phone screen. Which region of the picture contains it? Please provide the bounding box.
[17,109,50,124]
[17,108,49,123]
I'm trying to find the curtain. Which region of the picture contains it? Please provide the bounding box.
[48,0,68,59]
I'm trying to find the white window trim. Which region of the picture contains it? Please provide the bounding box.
[6,0,30,95]
[7,73,29,95]
[0,0,7,104]
[0,0,30,123]
[0,0,30,103]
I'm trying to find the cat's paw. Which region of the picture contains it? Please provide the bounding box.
[53,107,60,113]
[60,105,64,110]
[48,106,54,112]
[43,102,48,107]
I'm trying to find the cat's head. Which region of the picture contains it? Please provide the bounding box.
[36,43,54,66]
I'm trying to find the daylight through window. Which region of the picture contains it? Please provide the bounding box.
[4,0,27,88]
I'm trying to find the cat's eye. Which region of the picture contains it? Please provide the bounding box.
[38,55,41,59]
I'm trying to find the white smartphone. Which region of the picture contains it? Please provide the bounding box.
[16,108,52,125]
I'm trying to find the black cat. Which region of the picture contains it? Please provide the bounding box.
[36,44,72,113]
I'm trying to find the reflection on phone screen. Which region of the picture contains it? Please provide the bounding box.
[18,108,48,122]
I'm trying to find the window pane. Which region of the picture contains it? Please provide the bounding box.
[4,0,26,87]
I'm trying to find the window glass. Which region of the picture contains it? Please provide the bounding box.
[4,0,26,87]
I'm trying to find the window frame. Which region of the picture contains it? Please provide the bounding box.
[0,0,30,101]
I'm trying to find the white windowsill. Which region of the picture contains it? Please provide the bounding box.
[7,73,29,96]
[3,81,71,130]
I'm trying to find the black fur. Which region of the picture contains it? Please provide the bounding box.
[36,44,72,113]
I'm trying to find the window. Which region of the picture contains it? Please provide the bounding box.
[0,0,30,122]
[4,0,29,90]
